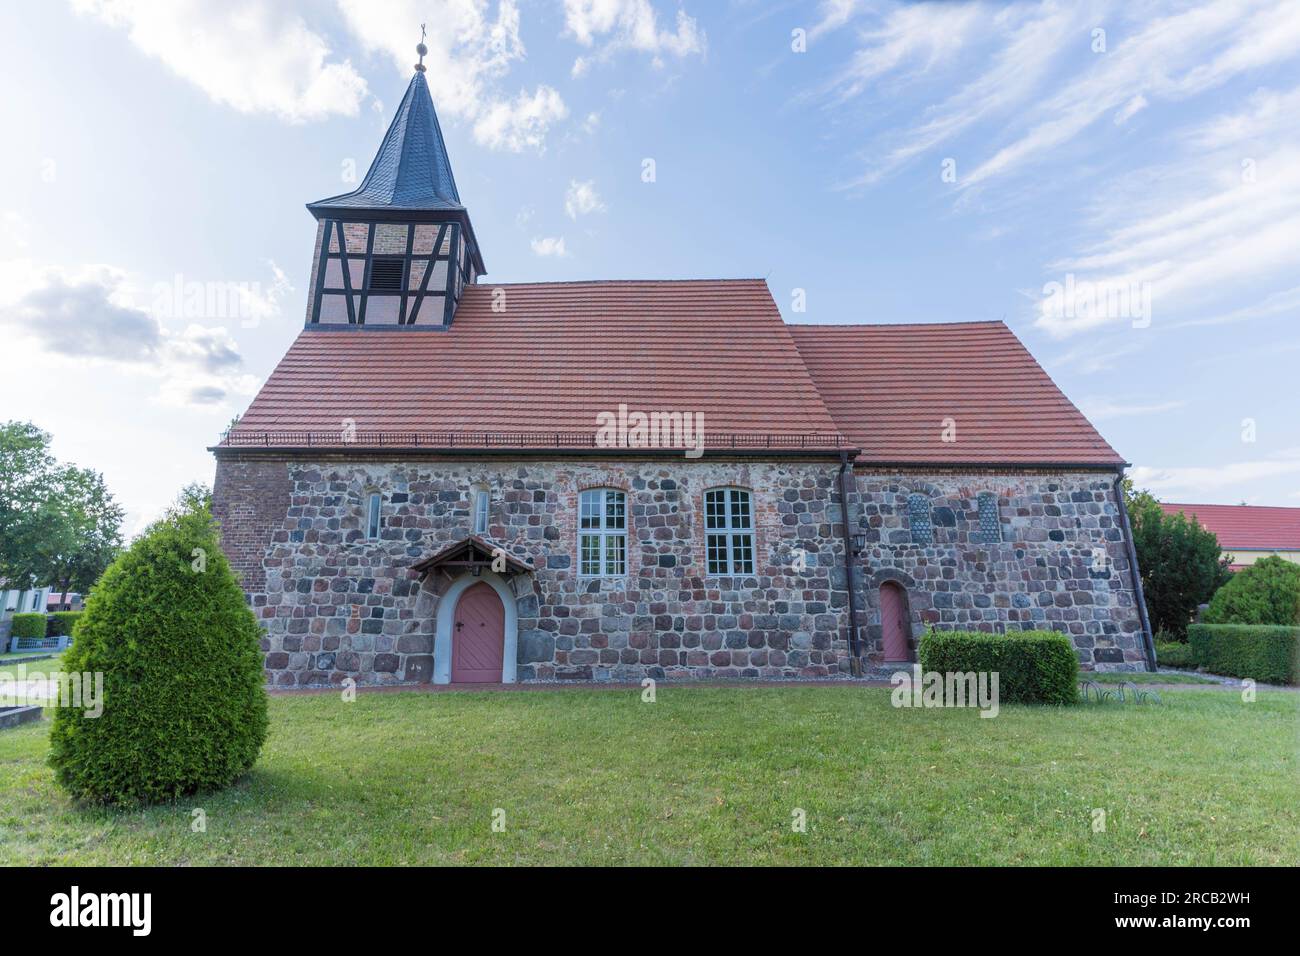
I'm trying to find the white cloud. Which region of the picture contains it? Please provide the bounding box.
[338,0,568,152]
[564,179,606,219]
[1035,145,1300,337]
[1170,285,1300,331]
[810,0,865,41]
[1131,452,1300,497]
[811,4,1300,367]
[824,2,1083,188]
[530,236,568,257]
[72,0,369,122]
[0,260,263,408]
[473,86,568,152]
[564,0,705,76]
[818,1,1300,190]
[964,0,1300,187]
[821,1,985,103]
[1113,94,1148,125]
[1077,397,1186,422]
[1047,336,1150,376]
[1,210,29,251]
[1183,84,1300,151]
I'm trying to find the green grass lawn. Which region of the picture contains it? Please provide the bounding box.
[0,650,62,665]
[1088,671,1219,685]
[1,685,1295,865]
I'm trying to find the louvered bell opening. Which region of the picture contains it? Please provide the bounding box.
[368,257,405,291]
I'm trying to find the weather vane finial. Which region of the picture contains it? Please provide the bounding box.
[414,24,427,73]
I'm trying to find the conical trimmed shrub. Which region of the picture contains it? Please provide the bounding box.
[49,498,268,806]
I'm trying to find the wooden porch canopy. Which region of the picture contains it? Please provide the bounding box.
[410,534,535,582]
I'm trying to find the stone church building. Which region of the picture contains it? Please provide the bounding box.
[212,59,1155,687]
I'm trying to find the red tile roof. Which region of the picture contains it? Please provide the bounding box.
[224,282,1123,466]
[1159,503,1300,551]
[226,280,845,450]
[788,321,1124,466]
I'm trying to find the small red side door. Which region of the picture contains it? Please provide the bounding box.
[880,583,911,662]
[451,582,505,683]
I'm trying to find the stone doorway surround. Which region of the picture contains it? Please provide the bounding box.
[433,571,519,685]
[864,567,920,667]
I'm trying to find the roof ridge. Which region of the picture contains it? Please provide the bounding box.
[787,320,1009,329]
[464,277,771,288]
[1163,502,1300,510]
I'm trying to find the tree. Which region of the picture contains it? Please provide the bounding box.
[38,468,124,607]
[0,421,59,586]
[48,487,268,806]
[174,481,212,516]
[1202,556,1300,626]
[1125,484,1233,640]
[0,421,123,596]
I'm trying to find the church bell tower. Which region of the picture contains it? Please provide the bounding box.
[304,32,484,328]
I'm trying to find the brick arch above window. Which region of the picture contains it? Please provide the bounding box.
[977,491,1002,543]
[575,477,632,494]
[888,479,943,499]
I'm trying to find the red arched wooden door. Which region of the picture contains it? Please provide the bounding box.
[451,582,505,683]
[880,582,912,662]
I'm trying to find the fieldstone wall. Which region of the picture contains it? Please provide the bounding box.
[850,471,1146,671]
[214,458,850,687]
[210,456,1147,686]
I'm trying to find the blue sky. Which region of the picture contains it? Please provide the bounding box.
[2,0,1298,532]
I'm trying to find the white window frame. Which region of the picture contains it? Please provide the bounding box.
[704,487,755,575]
[473,488,490,535]
[578,488,627,577]
[366,492,382,539]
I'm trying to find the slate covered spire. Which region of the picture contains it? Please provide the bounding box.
[310,70,463,212]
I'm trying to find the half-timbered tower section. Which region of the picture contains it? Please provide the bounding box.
[305,70,483,328]
[212,53,1153,687]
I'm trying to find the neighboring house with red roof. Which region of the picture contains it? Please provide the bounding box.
[1158,503,1300,571]
[46,591,82,612]
[1,584,52,646]
[212,55,1153,686]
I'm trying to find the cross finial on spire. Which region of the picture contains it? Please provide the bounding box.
[414,24,427,73]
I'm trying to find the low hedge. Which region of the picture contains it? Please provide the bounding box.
[918,629,1078,705]
[47,611,83,637]
[1155,641,1196,669]
[1187,624,1299,685]
[9,613,47,640]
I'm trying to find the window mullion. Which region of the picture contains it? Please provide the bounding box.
[599,490,607,576]
[724,516,735,575]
